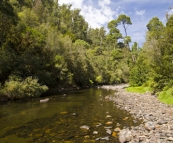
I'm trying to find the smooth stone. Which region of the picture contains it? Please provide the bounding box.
[95,138,100,141]
[96,123,102,127]
[93,131,98,134]
[101,136,109,140]
[123,117,128,120]
[105,121,113,125]
[114,127,121,132]
[84,135,90,139]
[71,113,77,116]
[80,125,90,130]
[106,115,112,118]
[157,120,168,125]
[106,129,112,134]
[119,129,132,143]
[40,98,49,103]
[144,121,155,130]
[104,126,112,129]
[168,137,173,141]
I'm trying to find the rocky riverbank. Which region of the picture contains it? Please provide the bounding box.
[102,84,173,143]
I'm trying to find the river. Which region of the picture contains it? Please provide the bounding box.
[0,87,140,143]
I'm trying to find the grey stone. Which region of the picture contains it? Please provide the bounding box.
[144,121,155,130]
[119,129,132,143]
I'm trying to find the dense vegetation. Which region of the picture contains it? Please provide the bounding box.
[0,0,173,101]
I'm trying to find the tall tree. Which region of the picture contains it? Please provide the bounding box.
[117,14,132,48]
[107,20,122,49]
[117,14,132,37]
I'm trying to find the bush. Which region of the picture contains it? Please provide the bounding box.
[158,88,173,105]
[1,75,48,99]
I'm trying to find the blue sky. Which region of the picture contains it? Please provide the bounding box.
[59,0,173,47]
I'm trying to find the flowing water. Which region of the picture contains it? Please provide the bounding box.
[0,88,140,143]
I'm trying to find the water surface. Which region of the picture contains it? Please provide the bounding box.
[0,88,140,143]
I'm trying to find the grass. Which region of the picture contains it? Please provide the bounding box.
[126,86,173,105]
[125,86,152,94]
[158,89,173,105]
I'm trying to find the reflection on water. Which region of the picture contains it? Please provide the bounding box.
[0,88,140,143]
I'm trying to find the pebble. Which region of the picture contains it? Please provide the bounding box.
[93,131,98,134]
[80,125,90,130]
[106,129,112,134]
[144,121,155,130]
[114,127,121,132]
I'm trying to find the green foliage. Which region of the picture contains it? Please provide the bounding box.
[146,17,164,31]
[96,75,102,84]
[0,0,135,99]
[18,8,39,27]
[0,0,17,46]
[73,39,90,49]
[158,88,173,105]
[1,75,48,99]
[117,14,132,37]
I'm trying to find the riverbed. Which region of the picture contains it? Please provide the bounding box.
[103,85,173,143]
[0,87,140,143]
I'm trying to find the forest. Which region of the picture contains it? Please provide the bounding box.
[0,0,173,101]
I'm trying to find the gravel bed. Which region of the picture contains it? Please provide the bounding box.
[102,84,173,143]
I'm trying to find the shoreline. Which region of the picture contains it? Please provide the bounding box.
[102,84,173,143]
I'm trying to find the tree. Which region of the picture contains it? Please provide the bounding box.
[146,17,164,40]
[116,14,132,48]
[117,14,132,37]
[107,20,122,49]
[131,42,139,63]
[147,17,164,31]
[0,0,17,46]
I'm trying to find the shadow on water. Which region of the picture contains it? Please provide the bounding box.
[0,88,141,143]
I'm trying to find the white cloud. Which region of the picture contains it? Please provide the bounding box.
[59,0,116,28]
[98,0,111,7]
[135,10,145,16]
[167,8,173,15]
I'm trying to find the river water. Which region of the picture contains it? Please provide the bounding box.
[0,88,140,143]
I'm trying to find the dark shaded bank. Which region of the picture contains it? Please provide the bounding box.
[0,85,93,102]
[101,85,173,143]
[41,86,82,96]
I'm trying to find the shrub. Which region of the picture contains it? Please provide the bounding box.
[1,75,48,99]
[158,88,173,105]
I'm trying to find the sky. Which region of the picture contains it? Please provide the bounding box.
[58,0,173,47]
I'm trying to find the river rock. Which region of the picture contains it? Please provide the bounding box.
[157,120,168,125]
[93,131,98,134]
[40,98,49,103]
[101,85,173,143]
[167,137,173,141]
[101,136,109,140]
[105,121,113,125]
[71,113,77,116]
[96,123,102,127]
[80,125,90,130]
[106,129,112,134]
[106,115,112,118]
[144,121,155,130]
[119,129,132,143]
[114,127,121,132]
[104,126,112,129]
